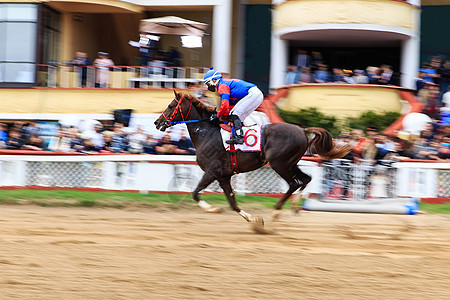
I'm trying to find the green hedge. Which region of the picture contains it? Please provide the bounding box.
[277,107,340,136]
[345,111,401,132]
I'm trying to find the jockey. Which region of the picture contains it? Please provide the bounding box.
[203,67,264,144]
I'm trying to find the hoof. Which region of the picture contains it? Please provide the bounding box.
[272,210,282,222]
[251,216,272,234]
[205,206,223,213]
[292,207,302,215]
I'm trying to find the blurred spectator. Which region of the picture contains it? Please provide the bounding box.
[330,68,345,83]
[128,126,147,154]
[285,65,300,85]
[343,69,355,84]
[336,133,354,160]
[83,123,105,151]
[138,34,154,67]
[420,62,438,83]
[143,135,158,154]
[361,136,379,163]
[71,51,91,87]
[12,121,26,141]
[438,59,450,96]
[438,137,450,159]
[296,49,310,70]
[299,67,312,83]
[48,128,72,152]
[375,133,395,153]
[6,129,24,150]
[68,127,85,153]
[366,66,380,84]
[377,64,394,85]
[430,56,443,84]
[310,51,324,73]
[23,121,40,142]
[420,122,436,142]
[93,52,114,88]
[422,83,441,118]
[111,124,128,153]
[148,53,167,76]
[0,123,8,148]
[350,129,367,160]
[353,69,369,84]
[415,70,428,94]
[155,133,178,155]
[417,81,438,105]
[412,137,439,160]
[384,141,415,160]
[22,134,45,151]
[176,129,195,155]
[81,138,99,154]
[362,128,389,163]
[101,130,114,153]
[166,46,182,67]
[313,64,329,83]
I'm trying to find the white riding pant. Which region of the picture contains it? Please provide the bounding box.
[230,86,264,122]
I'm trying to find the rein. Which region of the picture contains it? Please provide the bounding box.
[162,95,210,126]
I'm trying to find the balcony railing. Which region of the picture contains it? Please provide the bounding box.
[36,64,209,89]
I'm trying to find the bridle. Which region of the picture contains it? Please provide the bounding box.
[161,94,193,126]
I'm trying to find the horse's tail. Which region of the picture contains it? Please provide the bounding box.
[304,127,352,160]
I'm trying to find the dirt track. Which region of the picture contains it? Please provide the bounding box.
[1,205,449,300]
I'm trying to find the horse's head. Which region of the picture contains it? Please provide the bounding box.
[154,90,193,132]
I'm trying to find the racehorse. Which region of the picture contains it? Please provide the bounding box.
[155,91,351,227]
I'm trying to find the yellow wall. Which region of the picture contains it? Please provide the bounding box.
[281,85,405,118]
[0,85,404,120]
[0,89,182,115]
[274,0,418,32]
[61,12,143,65]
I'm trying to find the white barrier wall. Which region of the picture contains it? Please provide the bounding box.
[0,155,448,198]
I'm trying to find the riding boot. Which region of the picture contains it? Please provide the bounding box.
[226,115,244,145]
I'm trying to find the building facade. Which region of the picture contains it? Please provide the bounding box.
[0,0,449,122]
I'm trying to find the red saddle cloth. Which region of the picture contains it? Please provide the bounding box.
[220,123,232,132]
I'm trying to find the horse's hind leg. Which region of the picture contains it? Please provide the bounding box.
[290,168,312,213]
[193,172,222,213]
[217,177,262,225]
[271,164,311,219]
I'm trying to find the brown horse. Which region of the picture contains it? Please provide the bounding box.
[155,91,351,226]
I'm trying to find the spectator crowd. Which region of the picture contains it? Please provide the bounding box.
[0,121,195,156]
[2,50,449,161]
[334,123,450,162]
[285,50,399,86]
[1,118,447,161]
[285,50,450,162]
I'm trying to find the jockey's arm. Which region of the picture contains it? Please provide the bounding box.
[217,84,231,118]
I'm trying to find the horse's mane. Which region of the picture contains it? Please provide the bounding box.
[182,93,216,114]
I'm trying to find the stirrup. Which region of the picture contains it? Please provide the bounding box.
[226,135,244,145]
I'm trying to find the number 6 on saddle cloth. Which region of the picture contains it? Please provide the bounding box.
[219,120,263,152]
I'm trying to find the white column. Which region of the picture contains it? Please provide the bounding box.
[269,33,288,90]
[212,0,232,74]
[400,37,419,90]
[400,2,420,90]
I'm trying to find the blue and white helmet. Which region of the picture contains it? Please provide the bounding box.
[203,67,222,86]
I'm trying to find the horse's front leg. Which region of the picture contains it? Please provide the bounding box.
[217,177,264,226]
[193,172,222,213]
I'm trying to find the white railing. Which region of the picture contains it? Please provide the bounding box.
[36,65,209,89]
[0,154,449,199]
